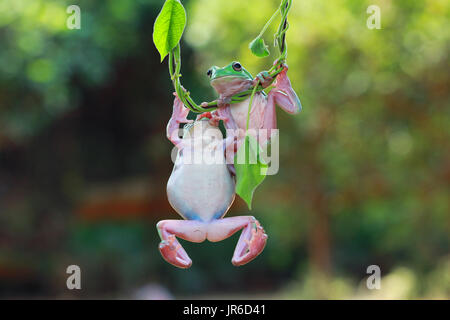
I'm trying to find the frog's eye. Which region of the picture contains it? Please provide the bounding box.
[207,69,212,77]
[232,62,242,72]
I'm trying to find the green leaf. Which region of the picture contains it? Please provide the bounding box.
[153,0,187,62]
[234,135,268,209]
[249,36,270,58]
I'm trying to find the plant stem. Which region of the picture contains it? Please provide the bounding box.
[257,7,280,38]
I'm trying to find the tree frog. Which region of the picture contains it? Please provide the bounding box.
[159,109,267,268]
[202,61,302,163]
[159,61,300,269]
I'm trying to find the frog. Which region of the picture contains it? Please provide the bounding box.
[158,61,300,268]
[200,61,302,165]
[158,106,267,268]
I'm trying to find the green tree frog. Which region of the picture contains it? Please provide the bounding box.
[202,61,301,164]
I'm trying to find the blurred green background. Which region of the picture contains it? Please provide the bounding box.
[0,0,449,299]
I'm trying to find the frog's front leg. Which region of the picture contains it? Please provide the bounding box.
[196,110,229,127]
[208,216,268,266]
[259,65,302,146]
[268,64,302,116]
[157,219,207,269]
[253,71,273,89]
[166,94,193,148]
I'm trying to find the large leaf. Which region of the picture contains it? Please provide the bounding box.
[249,36,270,58]
[153,0,186,62]
[234,135,268,209]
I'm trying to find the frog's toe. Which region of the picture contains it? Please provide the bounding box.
[232,220,268,266]
[197,112,213,121]
[255,71,273,88]
[256,71,269,81]
[159,235,192,269]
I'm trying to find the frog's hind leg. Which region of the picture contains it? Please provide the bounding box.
[157,220,207,269]
[207,216,268,266]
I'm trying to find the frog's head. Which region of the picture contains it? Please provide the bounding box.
[206,61,253,95]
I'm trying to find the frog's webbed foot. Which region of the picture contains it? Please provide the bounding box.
[196,111,226,127]
[159,235,192,269]
[253,71,273,89]
[196,111,213,121]
[273,59,288,69]
[207,216,268,266]
[157,220,207,269]
[231,219,268,266]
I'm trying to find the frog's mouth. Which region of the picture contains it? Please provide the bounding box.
[210,76,253,96]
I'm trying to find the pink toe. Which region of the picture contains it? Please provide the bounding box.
[159,240,192,269]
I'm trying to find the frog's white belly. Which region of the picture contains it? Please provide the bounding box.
[167,126,235,222]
